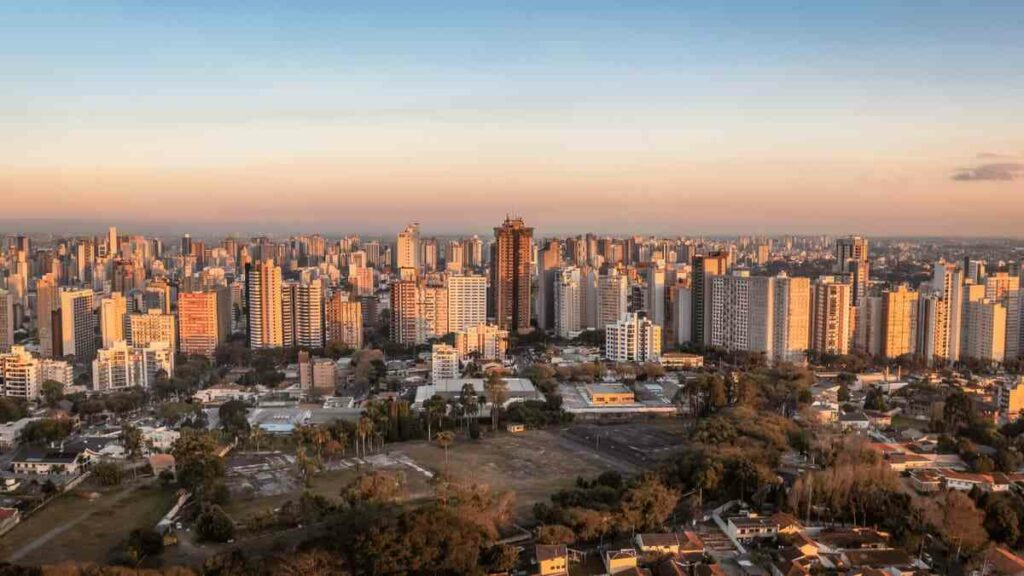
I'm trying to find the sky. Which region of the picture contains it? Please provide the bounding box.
[2,1,1023,237]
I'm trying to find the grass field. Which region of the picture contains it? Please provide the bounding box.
[0,480,176,566]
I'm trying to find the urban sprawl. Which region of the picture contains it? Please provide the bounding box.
[0,218,1023,575]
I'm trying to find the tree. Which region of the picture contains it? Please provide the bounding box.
[618,475,680,532]
[172,429,224,495]
[485,544,520,573]
[19,418,73,444]
[341,470,406,506]
[295,447,322,487]
[126,528,164,563]
[536,524,576,545]
[485,373,508,431]
[943,389,976,433]
[196,505,235,542]
[435,431,455,471]
[0,397,28,423]
[122,422,143,464]
[219,400,250,437]
[40,380,65,407]
[924,490,988,555]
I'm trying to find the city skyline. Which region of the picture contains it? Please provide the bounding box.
[3,2,1024,236]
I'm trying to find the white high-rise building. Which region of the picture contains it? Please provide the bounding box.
[446,275,487,333]
[708,271,774,357]
[396,223,421,272]
[282,280,324,349]
[129,309,177,357]
[431,343,460,384]
[605,313,662,362]
[554,267,582,338]
[646,263,666,327]
[100,293,128,349]
[453,324,509,361]
[772,274,810,364]
[964,299,1007,364]
[92,341,174,391]
[0,346,40,400]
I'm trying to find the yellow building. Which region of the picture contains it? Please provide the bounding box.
[586,384,635,405]
[535,544,568,576]
[881,284,918,359]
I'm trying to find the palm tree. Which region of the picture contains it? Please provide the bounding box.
[435,431,455,472]
[250,425,265,452]
[485,373,508,432]
[121,423,143,480]
[423,394,446,440]
[357,416,373,457]
[311,427,330,458]
[295,447,321,487]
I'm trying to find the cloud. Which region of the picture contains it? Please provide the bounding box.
[976,152,1021,160]
[952,162,1024,181]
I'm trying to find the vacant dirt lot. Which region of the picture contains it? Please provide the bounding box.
[398,428,639,521]
[0,480,175,566]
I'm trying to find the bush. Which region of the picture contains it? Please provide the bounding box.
[93,462,123,486]
[196,505,235,543]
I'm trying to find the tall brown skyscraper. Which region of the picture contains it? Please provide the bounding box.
[491,216,533,333]
[691,251,729,345]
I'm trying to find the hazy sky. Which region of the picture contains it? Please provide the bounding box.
[2,1,1023,237]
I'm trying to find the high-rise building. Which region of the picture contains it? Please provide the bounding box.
[420,283,449,340]
[0,289,14,353]
[282,280,324,349]
[325,293,363,350]
[93,341,174,391]
[554,267,581,338]
[881,284,919,359]
[916,293,950,364]
[100,293,128,349]
[108,226,119,257]
[396,223,421,272]
[964,299,1007,363]
[178,291,222,358]
[605,312,662,362]
[932,262,964,362]
[810,277,853,355]
[536,240,562,332]
[247,259,284,349]
[446,275,487,333]
[985,272,1020,302]
[421,238,439,272]
[36,274,60,358]
[691,252,729,345]
[598,269,629,329]
[491,217,533,334]
[60,288,97,363]
[708,271,774,357]
[0,346,40,400]
[646,263,667,328]
[453,323,508,361]
[674,284,693,346]
[834,236,870,305]
[772,274,810,364]
[390,279,420,346]
[129,309,177,356]
[431,343,460,384]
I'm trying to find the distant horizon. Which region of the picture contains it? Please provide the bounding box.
[2,217,1023,243]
